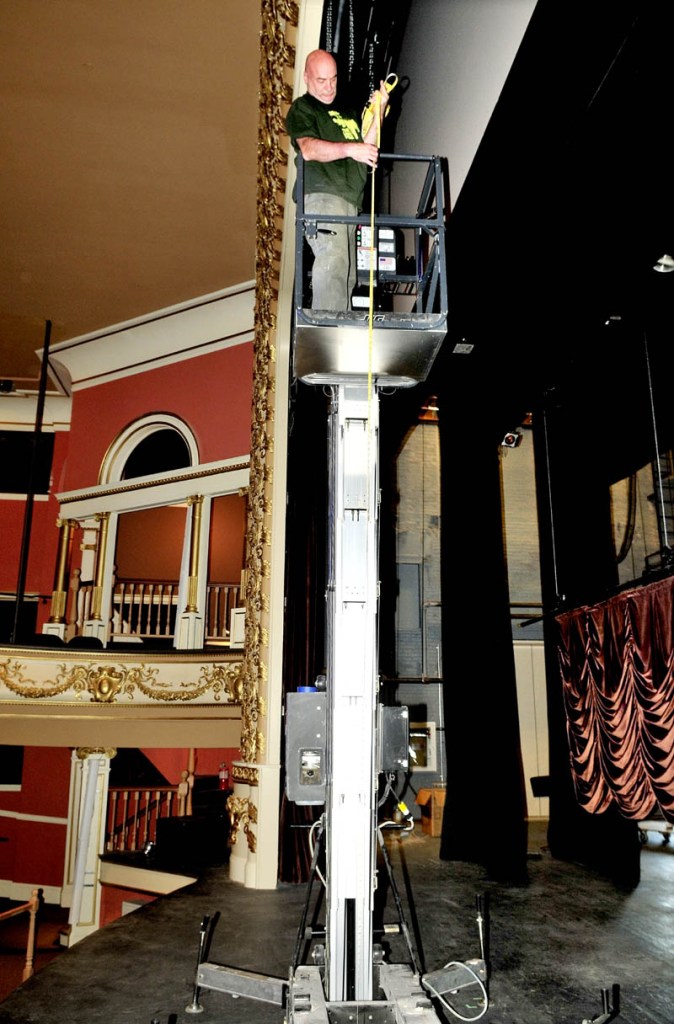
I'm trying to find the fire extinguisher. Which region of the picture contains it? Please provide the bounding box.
[219,762,230,790]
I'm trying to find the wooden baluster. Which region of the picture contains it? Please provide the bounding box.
[154,786,161,843]
[214,585,221,639]
[119,790,129,850]
[146,582,154,636]
[141,790,150,849]
[106,790,118,851]
[65,566,81,641]
[22,889,40,981]
[143,582,149,636]
[165,584,174,637]
[177,771,189,816]
[131,790,140,851]
[162,583,168,638]
[226,585,233,637]
[116,580,125,634]
[126,581,133,634]
[186,749,195,816]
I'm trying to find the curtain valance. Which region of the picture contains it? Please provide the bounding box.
[557,576,674,823]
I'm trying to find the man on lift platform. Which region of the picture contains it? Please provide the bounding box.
[285,49,390,311]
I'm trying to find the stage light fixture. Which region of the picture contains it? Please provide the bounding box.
[501,430,522,449]
[653,253,674,273]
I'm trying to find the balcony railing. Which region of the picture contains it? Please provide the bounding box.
[0,888,41,981]
[60,575,241,646]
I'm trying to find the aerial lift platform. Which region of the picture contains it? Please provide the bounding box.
[185,152,620,1024]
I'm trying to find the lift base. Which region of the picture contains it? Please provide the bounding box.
[288,964,445,1024]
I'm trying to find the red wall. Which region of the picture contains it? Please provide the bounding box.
[142,748,238,784]
[0,747,71,889]
[115,506,186,580]
[208,493,247,581]
[100,885,155,928]
[0,745,240,899]
[64,343,253,491]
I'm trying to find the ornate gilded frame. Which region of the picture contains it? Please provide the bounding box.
[239,0,298,766]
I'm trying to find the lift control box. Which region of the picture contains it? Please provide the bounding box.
[286,691,327,805]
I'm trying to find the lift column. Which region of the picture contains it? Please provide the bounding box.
[325,381,380,1001]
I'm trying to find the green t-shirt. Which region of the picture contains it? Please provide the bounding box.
[285,93,368,208]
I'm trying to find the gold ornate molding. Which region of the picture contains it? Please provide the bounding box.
[75,747,116,760]
[231,763,260,786]
[59,461,250,504]
[0,657,244,704]
[227,794,259,853]
[240,0,297,765]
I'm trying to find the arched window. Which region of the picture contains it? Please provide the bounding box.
[121,429,191,479]
[99,415,199,485]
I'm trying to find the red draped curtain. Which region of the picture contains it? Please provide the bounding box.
[556,576,674,824]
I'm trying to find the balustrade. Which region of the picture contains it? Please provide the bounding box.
[0,888,41,981]
[105,786,181,853]
[59,576,240,645]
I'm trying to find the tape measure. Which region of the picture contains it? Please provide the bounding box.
[361,72,398,138]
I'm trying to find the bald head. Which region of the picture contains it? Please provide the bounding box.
[304,49,338,105]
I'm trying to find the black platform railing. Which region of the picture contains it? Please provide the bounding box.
[293,151,448,326]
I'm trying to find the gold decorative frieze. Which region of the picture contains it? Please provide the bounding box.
[0,654,244,705]
[59,461,250,504]
[231,764,260,786]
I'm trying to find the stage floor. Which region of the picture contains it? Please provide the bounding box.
[0,822,672,1023]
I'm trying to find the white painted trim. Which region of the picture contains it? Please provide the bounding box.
[0,808,68,825]
[0,493,50,502]
[48,283,255,393]
[56,457,250,518]
[100,413,200,485]
[0,880,63,904]
[0,394,72,429]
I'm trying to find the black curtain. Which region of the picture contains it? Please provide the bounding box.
[534,391,641,888]
[435,389,529,883]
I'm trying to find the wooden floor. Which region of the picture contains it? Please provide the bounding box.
[0,821,672,1022]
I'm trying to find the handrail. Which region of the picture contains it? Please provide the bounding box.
[0,887,41,981]
[55,576,241,644]
[106,786,180,853]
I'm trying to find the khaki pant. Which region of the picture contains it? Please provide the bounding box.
[305,193,358,311]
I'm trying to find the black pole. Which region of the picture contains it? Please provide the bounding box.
[10,319,52,644]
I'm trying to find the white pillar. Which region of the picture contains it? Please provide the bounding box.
[62,748,114,945]
[176,495,211,649]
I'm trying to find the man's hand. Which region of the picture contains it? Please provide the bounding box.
[346,141,380,167]
[371,79,390,115]
[361,79,392,143]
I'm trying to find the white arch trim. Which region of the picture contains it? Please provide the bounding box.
[100,414,200,485]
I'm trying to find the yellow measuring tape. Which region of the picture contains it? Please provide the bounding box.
[364,73,398,400]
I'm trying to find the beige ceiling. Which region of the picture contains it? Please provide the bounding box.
[0,0,261,388]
